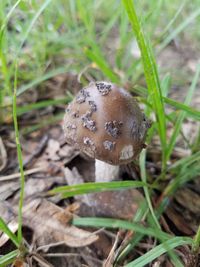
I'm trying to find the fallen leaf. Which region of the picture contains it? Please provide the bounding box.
[175,188,200,214]
[45,139,60,161]
[13,175,66,201]
[22,198,98,248]
[64,167,84,186]
[0,181,20,201]
[58,143,79,163]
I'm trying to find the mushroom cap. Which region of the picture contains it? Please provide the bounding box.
[63,81,150,165]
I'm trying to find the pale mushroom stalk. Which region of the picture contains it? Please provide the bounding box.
[95,159,119,182]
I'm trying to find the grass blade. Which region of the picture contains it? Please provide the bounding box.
[12,0,54,243]
[132,86,200,120]
[193,225,200,252]
[21,113,63,135]
[0,0,22,35]
[122,0,167,166]
[166,64,200,161]
[115,201,148,264]
[16,0,52,56]
[13,66,25,243]
[157,1,186,43]
[125,237,193,267]
[0,218,19,247]
[84,47,119,83]
[73,217,170,240]
[0,250,18,267]
[139,150,160,229]
[159,7,200,51]
[169,151,200,171]
[16,66,71,96]
[49,180,148,198]
[16,97,71,116]
[164,97,200,120]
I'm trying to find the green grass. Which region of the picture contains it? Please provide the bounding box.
[0,218,19,248]
[123,0,167,169]
[49,180,148,198]
[73,217,171,240]
[0,250,19,267]
[125,237,193,267]
[1,0,200,266]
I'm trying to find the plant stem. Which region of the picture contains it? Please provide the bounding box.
[13,61,25,243]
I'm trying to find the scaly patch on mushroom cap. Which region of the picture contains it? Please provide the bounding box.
[63,81,151,165]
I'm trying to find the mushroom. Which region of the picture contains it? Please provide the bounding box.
[63,81,151,182]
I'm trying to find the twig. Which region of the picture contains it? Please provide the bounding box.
[0,166,44,181]
[103,231,120,267]
[37,241,67,252]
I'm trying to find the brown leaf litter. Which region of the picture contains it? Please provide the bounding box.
[0,198,98,248]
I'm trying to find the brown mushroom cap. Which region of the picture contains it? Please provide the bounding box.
[63,81,151,165]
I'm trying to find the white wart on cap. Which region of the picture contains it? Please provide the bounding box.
[63,81,151,165]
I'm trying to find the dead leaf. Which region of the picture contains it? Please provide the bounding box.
[13,175,66,201]
[175,188,200,214]
[45,139,79,164]
[0,181,20,201]
[58,143,79,163]
[45,139,60,161]
[64,167,84,186]
[22,199,98,248]
[165,206,194,235]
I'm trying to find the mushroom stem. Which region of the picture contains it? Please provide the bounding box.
[95,159,120,182]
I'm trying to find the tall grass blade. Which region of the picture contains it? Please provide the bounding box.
[84,47,120,83]
[158,1,186,42]
[16,0,52,56]
[0,0,22,36]
[122,0,167,167]
[13,65,25,243]
[166,64,200,161]
[12,0,53,243]
[159,7,200,51]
